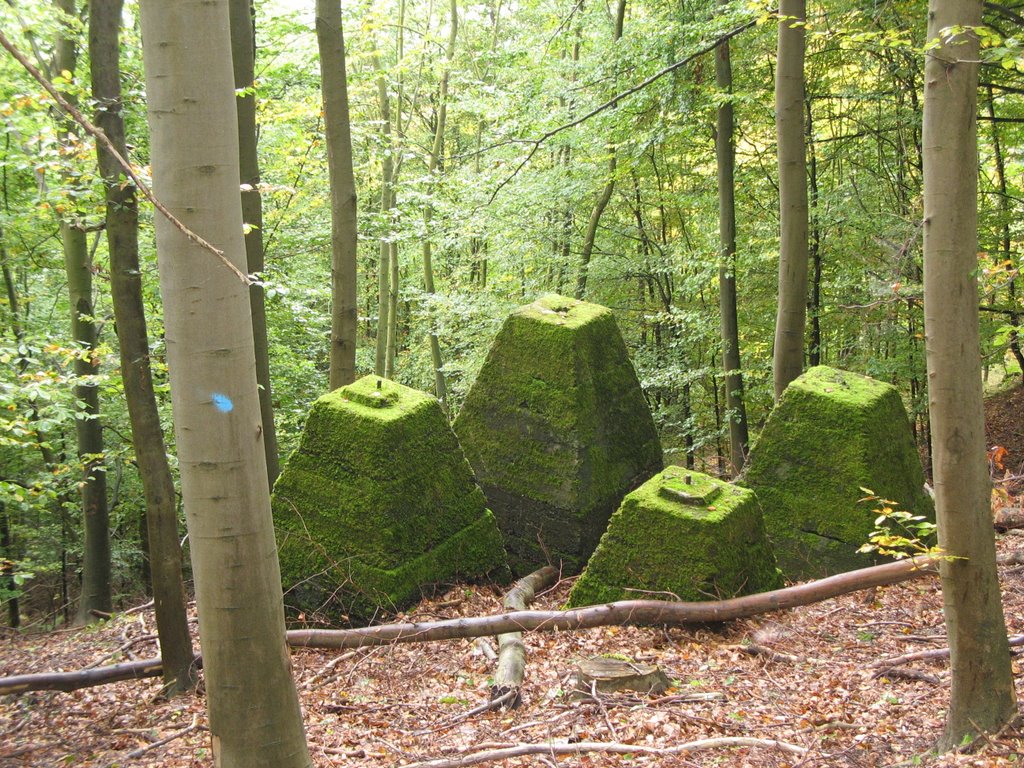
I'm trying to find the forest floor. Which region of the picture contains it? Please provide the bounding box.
[0,383,1021,768]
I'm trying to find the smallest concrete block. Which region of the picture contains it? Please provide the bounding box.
[567,467,782,607]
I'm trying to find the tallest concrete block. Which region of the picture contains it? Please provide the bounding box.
[453,294,663,574]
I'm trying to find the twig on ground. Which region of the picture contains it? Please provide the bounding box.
[120,714,202,761]
[726,643,825,665]
[397,736,809,768]
[872,634,1024,668]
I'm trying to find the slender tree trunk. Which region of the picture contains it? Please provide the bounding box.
[383,0,406,380]
[316,0,359,390]
[772,0,809,401]
[229,0,280,486]
[138,1,310,764]
[374,70,393,378]
[806,98,822,367]
[89,0,196,695]
[985,86,1024,373]
[922,1,1017,749]
[0,503,17,627]
[51,0,112,625]
[420,0,457,409]
[574,0,626,300]
[714,16,749,475]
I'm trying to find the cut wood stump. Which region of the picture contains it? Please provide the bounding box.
[569,657,670,699]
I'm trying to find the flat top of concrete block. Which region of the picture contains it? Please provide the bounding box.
[515,293,610,329]
[323,375,434,421]
[633,466,751,522]
[791,366,894,407]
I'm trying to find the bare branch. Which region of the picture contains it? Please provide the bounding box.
[0,27,252,285]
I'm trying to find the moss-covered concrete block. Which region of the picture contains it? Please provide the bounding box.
[272,375,508,623]
[742,366,934,579]
[567,467,782,606]
[453,294,663,575]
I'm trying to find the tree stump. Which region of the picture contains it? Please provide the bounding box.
[569,657,670,699]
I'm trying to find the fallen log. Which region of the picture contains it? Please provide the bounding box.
[288,553,944,649]
[489,566,559,708]
[0,552,986,696]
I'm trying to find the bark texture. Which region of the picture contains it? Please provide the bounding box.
[316,0,359,390]
[772,0,809,401]
[52,0,111,624]
[138,1,310,764]
[714,14,749,474]
[229,0,280,485]
[922,0,1018,748]
[89,0,195,695]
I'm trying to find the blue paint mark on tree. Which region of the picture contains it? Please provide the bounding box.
[211,392,234,413]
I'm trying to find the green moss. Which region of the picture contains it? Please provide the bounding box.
[273,376,508,623]
[453,294,663,575]
[567,467,783,607]
[741,366,935,579]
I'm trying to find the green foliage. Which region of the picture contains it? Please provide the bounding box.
[856,487,942,560]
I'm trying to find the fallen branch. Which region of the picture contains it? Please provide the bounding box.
[490,566,559,708]
[871,634,1024,668]
[120,714,202,762]
[12,552,1024,696]
[398,736,808,768]
[288,554,945,650]
[0,554,944,695]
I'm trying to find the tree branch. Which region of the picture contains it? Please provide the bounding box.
[0,27,251,284]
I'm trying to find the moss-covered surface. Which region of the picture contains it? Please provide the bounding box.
[273,375,508,623]
[453,294,663,575]
[741,366,935,579]
[567,467,783,607]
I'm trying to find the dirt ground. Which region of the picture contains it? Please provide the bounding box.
[1,533,1023,768]
[0,386,1021,767]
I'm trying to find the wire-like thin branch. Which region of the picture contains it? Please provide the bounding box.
[487,17,759,202]
[0,27,251,284]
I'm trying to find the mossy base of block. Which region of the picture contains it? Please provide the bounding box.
[274,375,508,624]
[567,468,783,607]
[454,295,663,577]
[741,366,935,580]
[280,510,509,623]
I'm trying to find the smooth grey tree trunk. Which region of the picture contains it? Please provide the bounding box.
[229,0,280,486]
[772,0,808,401]
[89,0,195,695]
[922,0,1018,749]
[138,1,310,764]
[316,0,359,390]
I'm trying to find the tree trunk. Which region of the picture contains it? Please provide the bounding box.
[922,0,1018,749]
[374,66,394,378]
[806,98,822,367]
[420,0,458,409]
[137,1,310,764]
[229,0,280,486]
[772,0,809,401]
[316,0,359,390]
[714,16,749,475]
[89,0,196,696]
[985,86,1024,374]
[51,0,112,625]
[574,0,626,301]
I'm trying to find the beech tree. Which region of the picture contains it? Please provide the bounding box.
[51,0,112,624]
[316,0,359,390]
[772,0,809,401]
[921,0,1018,749]
[89,0,195,694]
[230,0,281,486]
[137,1,310,764]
